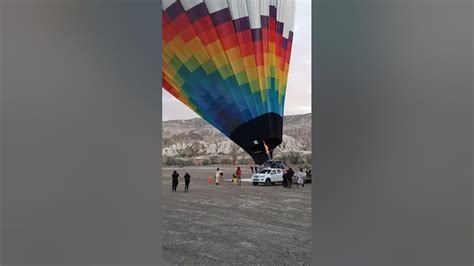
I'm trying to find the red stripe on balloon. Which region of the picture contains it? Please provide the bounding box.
[198,27,219,46]
[239,42,255,57]
[180,24,197,43]
[215,21,235,38]
[220,35,239,50]
[192,16,214,35]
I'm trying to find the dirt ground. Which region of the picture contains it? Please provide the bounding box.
[162,166,312,265]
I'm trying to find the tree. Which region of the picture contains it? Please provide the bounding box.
[210,156,219,165]
[230,143,239,165]
[220,158,231,165]
[238,157,251,165]
[285,152,302,165]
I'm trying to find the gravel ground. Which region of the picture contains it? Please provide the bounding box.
[162,166,312,265]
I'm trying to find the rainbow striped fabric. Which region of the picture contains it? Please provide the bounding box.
[163,0,295,137]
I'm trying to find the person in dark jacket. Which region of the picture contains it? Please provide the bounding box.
[288,167,295,176]
[184,172,191,192]
[282,171,288,188]
[171,170,179,192]
[287,168,294,188]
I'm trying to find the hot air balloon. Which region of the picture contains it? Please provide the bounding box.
[162,0,296,164]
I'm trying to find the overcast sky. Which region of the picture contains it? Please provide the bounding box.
[163,0,311,121]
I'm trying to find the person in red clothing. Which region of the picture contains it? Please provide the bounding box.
[236,166,242,186]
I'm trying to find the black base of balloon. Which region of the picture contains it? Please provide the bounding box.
[229,113,283,165]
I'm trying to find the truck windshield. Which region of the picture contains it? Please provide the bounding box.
[258,169,271,174]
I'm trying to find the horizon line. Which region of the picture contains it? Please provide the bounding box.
[162,112,312,122]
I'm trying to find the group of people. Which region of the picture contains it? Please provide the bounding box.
[172,166,242,191]
[215,166,242,185]
[171,170,191,192]
[171,165,307,192]
[283,167,305,188]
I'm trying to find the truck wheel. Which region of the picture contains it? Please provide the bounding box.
[265,179,271,186]
[253,182,258,186]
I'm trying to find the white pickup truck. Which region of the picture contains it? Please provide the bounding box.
[251,168,283,186]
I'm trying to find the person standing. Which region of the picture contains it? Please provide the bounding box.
[288,167,294,176]
[236,166,242,186]
[171,170,179,192]
[215,168,222,185]
[306,168,312,178]
[184,172,191,192]
[282,171,288,188]
[250,166,254,174]
[287,168,294,188]
[297,170,305,188]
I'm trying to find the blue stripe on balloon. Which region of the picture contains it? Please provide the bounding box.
[238,82,258,117]
[176,63,249,134]
[223,78,255,118]
[171,55,288,138]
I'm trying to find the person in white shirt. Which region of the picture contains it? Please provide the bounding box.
[296,168,305,188]
[215,168,223,185]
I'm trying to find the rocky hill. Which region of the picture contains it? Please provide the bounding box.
[163,113,311,164]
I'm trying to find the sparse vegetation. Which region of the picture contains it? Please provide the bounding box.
[165,157,194,167]
[238,158,252,165]
[209,155,219,165]
[280,152,302,164]
[220,158,232,165]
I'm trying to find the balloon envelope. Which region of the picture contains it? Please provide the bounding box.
[163,0,296,164]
